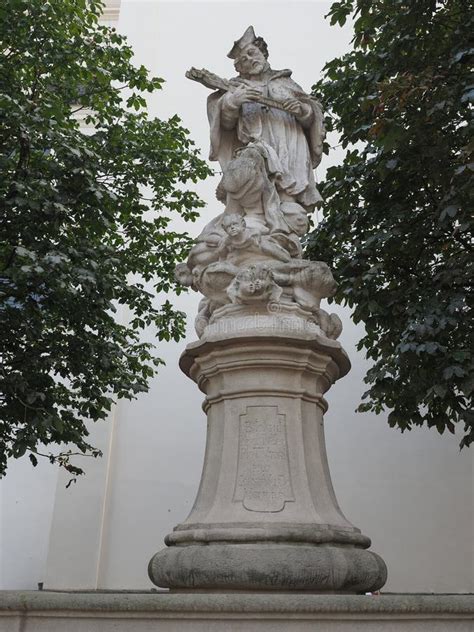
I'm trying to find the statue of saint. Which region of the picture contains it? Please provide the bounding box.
[206,26,325,212]
[180,27,341,340]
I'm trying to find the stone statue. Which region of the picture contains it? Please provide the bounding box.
[176,25,342,340]
[200,26,325,211]
[150,26,387,596]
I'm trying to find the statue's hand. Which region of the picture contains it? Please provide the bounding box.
[244,87,264,103]
[282,98,306,116]
[227,84,264,108]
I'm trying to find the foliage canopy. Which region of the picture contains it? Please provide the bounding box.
[0,0,211,477]
[308,0,473,447]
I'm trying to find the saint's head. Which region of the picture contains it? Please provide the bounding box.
[228,26,270,77]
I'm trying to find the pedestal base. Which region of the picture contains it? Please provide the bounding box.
[149,543,387,593]
[149,307,387,594]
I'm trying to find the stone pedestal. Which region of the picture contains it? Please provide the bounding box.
[149,306,387,592]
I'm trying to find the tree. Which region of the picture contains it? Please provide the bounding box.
[308,0,473,447]
[0,0,211,477]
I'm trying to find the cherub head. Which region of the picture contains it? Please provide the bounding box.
[174,262,193,287]
[222,213,246,238]
[227,264,283,305]
[297,261,338,298]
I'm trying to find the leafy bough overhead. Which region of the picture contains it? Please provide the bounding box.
[0,0,212,477]
[307,0,473,447]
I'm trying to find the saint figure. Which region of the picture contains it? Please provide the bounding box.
[207,26,325,212]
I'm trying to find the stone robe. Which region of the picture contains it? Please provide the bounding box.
[207,69,324,208]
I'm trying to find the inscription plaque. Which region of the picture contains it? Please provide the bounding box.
[234,405,294,512]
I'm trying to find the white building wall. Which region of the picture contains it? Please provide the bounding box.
[0,457,57,589]
[1,1,472,594]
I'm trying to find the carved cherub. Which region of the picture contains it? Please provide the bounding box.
[217,213,291,265]
[227,264,282,305]
[272,261,342,339]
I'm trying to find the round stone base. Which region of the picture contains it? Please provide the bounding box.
[148,544,387,593]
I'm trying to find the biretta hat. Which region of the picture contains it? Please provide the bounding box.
[227,26,257,59]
